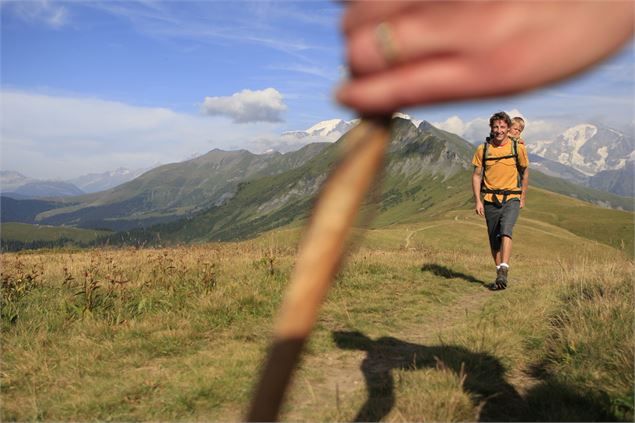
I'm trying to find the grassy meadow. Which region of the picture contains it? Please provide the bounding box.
[1,211,633,421]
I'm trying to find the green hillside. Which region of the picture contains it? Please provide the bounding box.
[104,118,474,244]
[367,172,633,256]
[0,223,111,251]
[104,140,344,244]
[531,171,633,211]
[0,196,66,223]
[34,143,330,231]
[520,187,634,254]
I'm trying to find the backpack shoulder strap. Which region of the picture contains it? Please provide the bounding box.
[482,141,489,164]
[480,142,488,192]
[513,139,524,188]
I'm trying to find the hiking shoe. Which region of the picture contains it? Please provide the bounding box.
[495,267,508,290]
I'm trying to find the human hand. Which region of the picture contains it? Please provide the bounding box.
[337,1,634,115]
[520,197,525,209]
[475,201,484,217]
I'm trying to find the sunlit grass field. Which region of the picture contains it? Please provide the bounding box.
[1,213,633,421]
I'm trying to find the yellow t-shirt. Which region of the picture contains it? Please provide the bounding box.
[472,140,529,203]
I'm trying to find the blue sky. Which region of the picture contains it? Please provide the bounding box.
[1,0,634,179]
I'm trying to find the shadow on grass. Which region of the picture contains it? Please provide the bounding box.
[332,330,620,422]
[421,263,487,286]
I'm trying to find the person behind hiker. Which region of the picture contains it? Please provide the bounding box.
[509,117,526,145]
[336,1,634,114]
[472,112,529,290]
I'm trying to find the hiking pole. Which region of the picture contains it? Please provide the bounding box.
[246,116,392,422]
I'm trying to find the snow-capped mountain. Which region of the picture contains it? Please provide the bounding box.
[1,170,84,198]
[305,118,358,138]
[262,115,417,153]
[0,167,152,198]
[279,117,633,197]
[281,114,424,143]
[282,118,359,142]
[394,112,423,127]
[0,171,35,192]
[527,124,633,176]
[67,167,150,193]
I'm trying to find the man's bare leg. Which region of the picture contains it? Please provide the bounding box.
[491,249,501,266]
[500,236,512,265]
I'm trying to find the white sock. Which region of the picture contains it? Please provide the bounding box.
[500,263,509,269]
[496,265,501,270]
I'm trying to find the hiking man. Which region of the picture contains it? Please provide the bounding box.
[472,112,529,290]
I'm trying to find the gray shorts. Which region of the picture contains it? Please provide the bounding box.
[484,199,520,252]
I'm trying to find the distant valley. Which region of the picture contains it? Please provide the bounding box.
[0,167,152,198]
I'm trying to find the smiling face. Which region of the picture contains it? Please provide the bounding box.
[490,119,510,145]
[509,122,522,139]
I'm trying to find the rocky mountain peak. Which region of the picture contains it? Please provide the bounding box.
[561,124,598,147]
[305,119,352,136]
[528,123,632,176]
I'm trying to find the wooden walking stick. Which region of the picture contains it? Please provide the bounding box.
[246,116,392,421]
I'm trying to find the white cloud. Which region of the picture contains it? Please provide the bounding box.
[505,108,524,120]
[201,88,287,123]
[6,0,69,29]
[267,64,336,81]
[433,115,469,135]
[432,110,563,145]
[433,115,489,144]
[0,90,282,179]
[245,131,342,154]
[247,134,322,154]
[502,109,564,141]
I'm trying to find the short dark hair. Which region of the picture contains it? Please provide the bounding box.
[489,111,512,128]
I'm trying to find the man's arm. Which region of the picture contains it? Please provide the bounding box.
[472,167,484,216]
[520,167,529,209]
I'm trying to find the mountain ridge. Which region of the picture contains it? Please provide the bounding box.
[527,122,633,176]
[27,142,331,230]
[98,118,632,249]
[0,167,152,198]
[2,118,632,238]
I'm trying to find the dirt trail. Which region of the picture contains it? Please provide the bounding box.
[279,272,546,422]
[404,218,489,250]
[234,221,548,420]
[282,284,495,420]
[404,226,434,249]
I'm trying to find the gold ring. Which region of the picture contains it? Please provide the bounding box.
[375,21,399,65]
